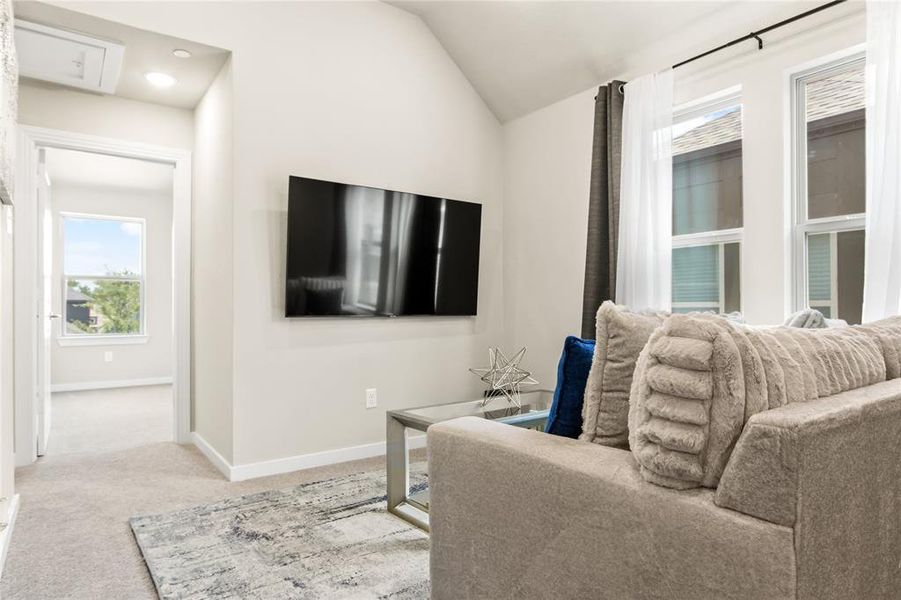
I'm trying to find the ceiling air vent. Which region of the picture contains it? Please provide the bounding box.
[14,20,124,94]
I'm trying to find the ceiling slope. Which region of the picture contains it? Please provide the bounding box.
[390,1,861,122]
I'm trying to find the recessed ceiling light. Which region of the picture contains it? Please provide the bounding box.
[172,49,192,58]
[145,72,177,88]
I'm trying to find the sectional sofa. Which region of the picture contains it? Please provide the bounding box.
[428,303,901,600]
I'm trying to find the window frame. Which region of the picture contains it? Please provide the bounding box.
[671,88,744,314]
[789,50,866,317]
[59,212,148,344]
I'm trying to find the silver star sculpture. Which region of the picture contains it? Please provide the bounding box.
[469,347,538,409]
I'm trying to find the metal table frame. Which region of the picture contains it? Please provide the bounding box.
[386,391,551,532]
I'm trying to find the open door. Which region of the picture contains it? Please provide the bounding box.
[36,148,53,456]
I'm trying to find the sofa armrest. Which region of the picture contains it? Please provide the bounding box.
[428,417,795,600]
[715,379,901,600]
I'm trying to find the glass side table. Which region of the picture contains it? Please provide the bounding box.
[386,389,553,531]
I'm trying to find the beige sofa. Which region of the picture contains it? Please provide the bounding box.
[428,313,901,600]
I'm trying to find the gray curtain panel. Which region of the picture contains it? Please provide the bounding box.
[581,81,625,339]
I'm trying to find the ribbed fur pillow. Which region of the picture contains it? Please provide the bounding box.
[579,302,668,448]
[857,315,901,378]
[629,315,886,489]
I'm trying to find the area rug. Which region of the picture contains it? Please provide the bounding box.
[130,469,430,599]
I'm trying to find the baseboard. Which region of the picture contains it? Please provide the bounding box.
[0,494,21,580]
[50,376,173,393]
[191,432,232,480]
[229,435,427,482]
[192,431,427,482]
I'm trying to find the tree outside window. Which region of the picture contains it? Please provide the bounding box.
[62,215,145,337]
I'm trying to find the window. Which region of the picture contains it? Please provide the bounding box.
[358,201,384,310]
[62,214,145,337]
[792,55,865,324]
[671,93,743,314]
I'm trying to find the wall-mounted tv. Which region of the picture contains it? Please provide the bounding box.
[285,176,482,317]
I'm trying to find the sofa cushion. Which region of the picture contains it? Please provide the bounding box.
[544,336,595,438]
[629,315,886,489]
[579,302,667,448]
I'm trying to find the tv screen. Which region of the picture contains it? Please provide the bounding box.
[285,176,482,317]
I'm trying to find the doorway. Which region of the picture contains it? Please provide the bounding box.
[42,148,175,455]
[14,127,192,465]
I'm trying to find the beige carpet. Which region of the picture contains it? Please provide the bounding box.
[0,385,421,599]
[48,385,173,455]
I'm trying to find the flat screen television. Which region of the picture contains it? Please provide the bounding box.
[285,176,482,317]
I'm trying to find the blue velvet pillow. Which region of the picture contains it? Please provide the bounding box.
[544,336,596,439]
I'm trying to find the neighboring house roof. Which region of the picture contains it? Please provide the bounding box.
[67,288,91,302]
[673,108,742,155]
[805,67,865,121]
[674,64,864,156]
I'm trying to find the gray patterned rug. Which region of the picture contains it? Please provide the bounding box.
[130,469,430,599]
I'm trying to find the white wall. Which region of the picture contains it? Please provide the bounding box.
[64,1,505,467]
[226,3,503,466]
[18,82,193,150]
[501,10,866,392]
[192,59,234,462]
[48,182,173,387]
[502,88,595,386]
[0,205,14,504]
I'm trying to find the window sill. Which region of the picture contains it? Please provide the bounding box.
[57,335,148,347]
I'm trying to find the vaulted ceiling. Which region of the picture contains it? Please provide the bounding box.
[390,1,853,122]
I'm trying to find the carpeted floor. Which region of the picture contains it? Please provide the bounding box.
[48,384,173,455]
[1,386,426,599]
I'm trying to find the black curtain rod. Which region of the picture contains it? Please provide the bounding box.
[604,0,848,97]
[672,0,848,69]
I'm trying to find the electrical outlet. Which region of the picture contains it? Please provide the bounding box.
[365,388,378,409]
[104,351,113,363]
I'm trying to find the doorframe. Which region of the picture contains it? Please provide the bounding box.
[14,126,192,465]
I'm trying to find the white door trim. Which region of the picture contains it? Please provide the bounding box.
[14,126,192,465]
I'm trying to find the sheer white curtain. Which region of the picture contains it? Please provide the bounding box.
[615,69,674,311]
[862,1,901,322]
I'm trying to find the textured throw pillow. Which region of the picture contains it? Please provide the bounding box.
[544,336,596,439]
[784,308,848,329]
[628,314,887,490]
[785,308,827,328]
[580,302,668,448]
[857,315,901,378]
